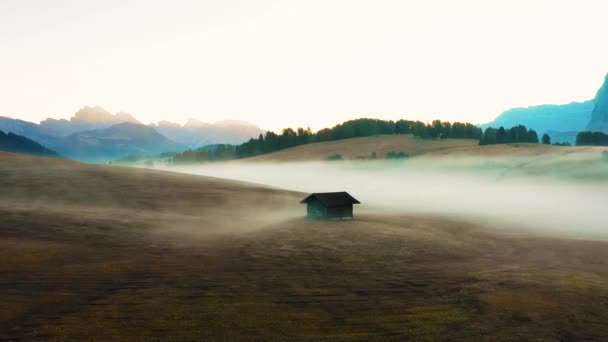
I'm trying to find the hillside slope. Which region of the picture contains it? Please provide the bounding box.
[0,130,59,157]
[246,134,586,161]
[2,153,608,340]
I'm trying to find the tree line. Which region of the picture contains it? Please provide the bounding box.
[481,128,608,146]
[172,119,561,164]
[479,125,539,145]
[172,144,237,163]
[576,131,608,146]
[235,118,482,158]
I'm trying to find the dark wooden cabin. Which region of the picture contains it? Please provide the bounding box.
[300,192,361,220]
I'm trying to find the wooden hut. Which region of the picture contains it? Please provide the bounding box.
[300,192,360,220]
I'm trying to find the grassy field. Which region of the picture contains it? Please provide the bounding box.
[2,152,608,340]
[246,134,606,162]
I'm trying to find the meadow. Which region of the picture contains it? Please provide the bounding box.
[2,149,608,340]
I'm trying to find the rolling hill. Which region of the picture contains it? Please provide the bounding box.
[1,152,608,340]
[0,130,59,157]
[246,134,589,162]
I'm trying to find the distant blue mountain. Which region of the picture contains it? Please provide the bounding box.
[57,123,186,163]
[38,106,141,136]
[0,116,60,147]
[586,73,608,132]
[150,118,265,148]
[482,101,593,138]
[0,106,264,162]
[0,115,184,162]
[483,73,608,143]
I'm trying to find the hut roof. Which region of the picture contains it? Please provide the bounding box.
[300,192,361,206]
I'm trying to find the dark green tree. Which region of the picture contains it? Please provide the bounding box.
[480,128,497,145]
[576,131,608,146]
[527,129,539,143]
[541,133,551,145]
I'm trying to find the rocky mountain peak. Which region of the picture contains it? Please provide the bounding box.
[586,73,608,132]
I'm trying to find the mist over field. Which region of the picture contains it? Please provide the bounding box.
[162,155,608,239]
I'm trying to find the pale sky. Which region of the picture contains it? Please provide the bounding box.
[1,0,607,131]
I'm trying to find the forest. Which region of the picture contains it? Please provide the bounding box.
[172,144,237,164]
[172,118,482,163]
[234,119,482,158]
[478,125,540,145]
[576,131,608,146]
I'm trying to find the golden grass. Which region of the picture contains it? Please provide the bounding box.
[2,152,608,340]
[246,134,603,162]
[0,238,68,271]
[480,290,560,321]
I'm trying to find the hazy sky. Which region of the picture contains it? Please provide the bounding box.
[1,0,607,131]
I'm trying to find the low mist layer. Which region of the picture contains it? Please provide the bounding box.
[162,154,608,239]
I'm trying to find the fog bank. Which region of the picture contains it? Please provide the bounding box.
[159,157,608,239]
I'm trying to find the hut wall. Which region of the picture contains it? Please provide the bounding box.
[326,205,353,219]
[307,199,326,218]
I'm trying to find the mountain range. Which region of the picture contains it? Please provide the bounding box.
[59,123,185,162]
[38,106,140,137]
[482,73,608,143]
[151,118,265,146]
[0,106,265,162]
[481,101,592,136]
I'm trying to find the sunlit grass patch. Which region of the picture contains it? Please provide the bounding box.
[38,289,328,341]
[404,305,471,339]
[0,238,67,271]
[480,290,559,320]
[350,304,474,341]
